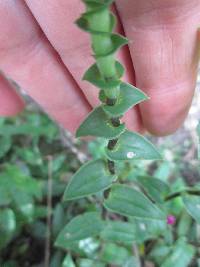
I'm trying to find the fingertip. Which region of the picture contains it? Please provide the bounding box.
[139,81,195,136]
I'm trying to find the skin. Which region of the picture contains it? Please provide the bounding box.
[0,0,199,136]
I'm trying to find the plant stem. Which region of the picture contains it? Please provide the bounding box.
[108,138,118,150]
[44,155,53,267]
[86,4,122,175]
[165,189,200,201]
[132,244,142,267]
[107,160,115,175]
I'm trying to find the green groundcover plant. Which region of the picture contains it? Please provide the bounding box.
[1,0,200,266]
[0,110,200,266]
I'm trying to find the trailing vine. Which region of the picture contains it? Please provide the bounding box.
[75,0,161,175]
[55,0,180,253]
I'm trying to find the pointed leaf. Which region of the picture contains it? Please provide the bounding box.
[83,61,124,89]
[78,259,105,267]
[76,12,116,33]
[104,184,165,220]
[133,217,167,242]
[76,106,125,139]
[62,254,76,267]
[52,204,65,237]
[0,208,16,249]
[0,187,11,206]
[101,243,131,265]
[101,221,136,244]
[161,238,195,267]
[0,136,11,158]
[55,212,104,248]
[106,130,161,161]
[83,0,114,11]
[95,34,128,57]
[149,242,171,265]
[103,82,148,117]
[177,212,192,237]
[136,176,170,203]
[63,159,116,200]
[124,257,140,267]
[182,194,200,224]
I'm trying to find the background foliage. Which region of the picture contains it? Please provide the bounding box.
[0,103,199,267]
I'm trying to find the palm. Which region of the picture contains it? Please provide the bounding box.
[0,0,199,136]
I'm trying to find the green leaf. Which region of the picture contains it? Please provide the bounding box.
[52,155,66,173]
[1,260,18,267]
[78,237,100,255]
[16,201,34,223]
[83,61,124,89]
[3,165,42,200]
[161,238,195,267]
[106,130,161,161]
[55,212,104,248]
[0,209,16,234]
[50,251,63,267]
[103,82,148,117]
[0,136,11,158]
[136,176,170,203]
[82,1,114,21]
[182,194,200,224]
[76,106,125,139]
[83,0,114,5]
[33,205,48,219]
[62,254,76,267]
[0,123,56,137]
[52,204,65,237]
[0,187,11,206]
[82,0,114,12]
[63,159,116,200]
[78,259,105,267]
[154,161,171,182]
[101,221,136,244]
[0,165,41,211]
[29,221,47,240]
[94,34,128,57]
[124,257,140,267]
[149,241,171,266]
[16,147,43,166]
[104,184,165,220]
[101,243,130,265]
[177,212,192,237]
[42,180,66,197]
[76,12,115,33]
[0,208,16,249]
[132,217,167,243]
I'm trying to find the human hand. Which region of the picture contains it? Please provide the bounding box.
[0,0,199,136]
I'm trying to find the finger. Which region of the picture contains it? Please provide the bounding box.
[116,0,200,135]
[0,1,90,133]
[24,0,142,132]
[0,73,24,116]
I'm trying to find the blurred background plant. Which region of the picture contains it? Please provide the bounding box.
[0,80,199,267]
